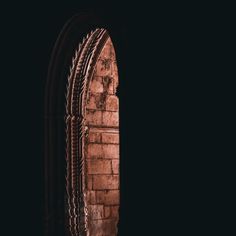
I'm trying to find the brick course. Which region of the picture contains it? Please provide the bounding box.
[93,175,119,190]
[87,159,112,174]
[88,132,101,143]
[111,160,119,174]
[102,111,119,126]
[101,133,119,144]
[96,190,119,205]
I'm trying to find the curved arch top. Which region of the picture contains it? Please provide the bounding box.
[66,28,109,116]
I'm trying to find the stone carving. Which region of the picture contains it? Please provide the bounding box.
[65,28,109,236]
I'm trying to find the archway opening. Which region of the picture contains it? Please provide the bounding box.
[85,36,119,236]
[65,29,120,236]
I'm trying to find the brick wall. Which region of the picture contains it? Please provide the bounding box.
[85,37,119,236]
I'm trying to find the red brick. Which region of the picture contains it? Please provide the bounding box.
[87,190,96,204]
[102,111,119,126]
[101,133,119,144]
[105,95,119,111]
[87,159,112,174]
[102,76,114,94]
[96,59,111,77]
[111,60,118,77]
[87,175,93,190]
[87,94,97,110]
[110,206,119,218]
[96,190,119,205]
[101,38,114,58]
[87,144,103,158]
[89,219,118,236]
[112,160,119,174]
[103,144,119,159]
[104,206,110,218]
[86,110,102,126]
[90,76,104,93]
[93,175,119,190]
[87,93,106,110]
[88,205,104,220]
[112,62,119,94]
[88,132,101,143]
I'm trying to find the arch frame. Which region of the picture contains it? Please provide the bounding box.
[44,11,124,236]
[65,28,109,236]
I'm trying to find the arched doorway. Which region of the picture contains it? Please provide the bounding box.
[45,14,120,236]
[65,28,119,236]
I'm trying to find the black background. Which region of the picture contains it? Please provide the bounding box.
[1,2,228,235]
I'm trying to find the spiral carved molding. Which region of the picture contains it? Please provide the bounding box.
[65,28,109,236]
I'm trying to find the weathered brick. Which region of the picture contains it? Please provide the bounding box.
[88,205,104,220]
[112,160,119,174]
[87,190,96,204]
[110,206,119,218]
[105,95,119,111]
[87,175,93,190]
[89,219,118,236]
[103,144,119,159]
[93,175,119,190]
[90,76,104,93]
[112,62,119,94]
[102,76,114,94]
[102,111,119,126]
[87,93,107,110]
[102,38,114,58]
[86,110,102,126]
[96,190,120,205]
[87,159,112,174]
[87,94,97,110]
[96,59,112,77]
[88,132,101,143]
[111,60,118,77]
[87,144,103,158]
[104,206,110,218]
[101,133,119,144]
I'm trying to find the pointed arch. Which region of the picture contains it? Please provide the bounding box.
[45,13,121,236]
[65,28,110,235]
